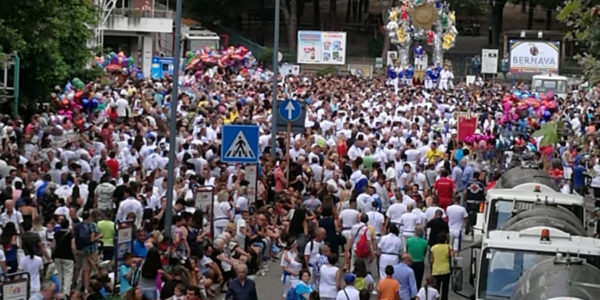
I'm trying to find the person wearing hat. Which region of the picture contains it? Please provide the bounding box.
[336,273,360,300]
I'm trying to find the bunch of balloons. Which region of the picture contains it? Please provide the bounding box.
[185,46,255,71]
[499,89,558,126]
[463,133,494,150]
[94,51,135,74]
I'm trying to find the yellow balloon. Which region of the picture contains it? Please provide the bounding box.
[396,28,405,42]
[390,10,398,21]
[449,12,456,23]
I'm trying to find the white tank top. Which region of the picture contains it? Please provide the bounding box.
[318,264,339,298]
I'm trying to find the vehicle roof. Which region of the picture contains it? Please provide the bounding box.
[486,188,584,207]
[532,74,568,80]
[495,167,559,191]
[484,227,600,256]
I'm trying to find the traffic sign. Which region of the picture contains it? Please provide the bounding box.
[279,99,301,122]
[275,100,306,134]
[221,125,259,163]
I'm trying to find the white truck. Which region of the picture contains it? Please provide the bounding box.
[454,166,597,299]
[531,74,568,99]
[460,227,600,300]
[156,25,221,57]
[473,166,586,239]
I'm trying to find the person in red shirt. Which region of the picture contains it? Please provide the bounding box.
[273,159,287,193]
[106,151,119,178]
[433,168,455,211]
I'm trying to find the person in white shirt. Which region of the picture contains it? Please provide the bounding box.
[377,224,403,278]
[356,189,375,213]
[304,228,325,276]
[345,215,375,271]
[213,191,232,238]
[0,200,23,234]
[366,202,385,242]
[115,188,143,229]
[336,274,360,300]
[20,252,43,294]
[424,197,446,221]
[385,202,407,230]
[339,200,360,240]
[445,197,468,254]
[399,204,420,241]
[319,253,341,300]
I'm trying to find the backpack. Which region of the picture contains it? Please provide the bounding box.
[285,285,299,300]
[354,226,370,258]
[74,222,92,250]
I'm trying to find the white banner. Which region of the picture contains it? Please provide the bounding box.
[245,164,257,205]
[509,40,560,74]
[481,49,499,74]
[297,31,347,65]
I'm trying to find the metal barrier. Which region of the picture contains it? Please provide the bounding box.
[1,272,30,300]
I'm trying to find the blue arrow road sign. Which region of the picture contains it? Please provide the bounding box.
[221,125,259,163]
[279,99,301,122]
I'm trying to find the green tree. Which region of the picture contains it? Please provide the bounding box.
[558,0,600,84]
[0,0,96,106]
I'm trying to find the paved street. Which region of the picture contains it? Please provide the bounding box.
[216,236,476,300]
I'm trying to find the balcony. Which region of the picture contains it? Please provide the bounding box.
[101,7,173,34]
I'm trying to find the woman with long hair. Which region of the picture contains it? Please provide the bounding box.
[139,247,163,299]
[416,275,440,300]
[18,195,36,231]
[0,222,18,272]
[19,242,43,294]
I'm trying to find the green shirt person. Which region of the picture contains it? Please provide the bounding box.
[405,226,428,289]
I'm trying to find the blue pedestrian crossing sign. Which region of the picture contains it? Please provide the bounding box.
[279,99,301,122]
[221,125,259,163]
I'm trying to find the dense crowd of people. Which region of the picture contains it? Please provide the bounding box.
[0,60,598,300]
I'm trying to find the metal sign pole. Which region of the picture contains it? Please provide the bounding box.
[285,122,291,188]
[12,53,19,118]
[270,0,281,157]
[165,0,182,238]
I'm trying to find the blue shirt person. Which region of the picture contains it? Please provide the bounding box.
[393,255,418,300]
[119,253,135,295]
[226,264,258,300]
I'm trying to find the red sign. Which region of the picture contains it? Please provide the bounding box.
[457,116,477,142]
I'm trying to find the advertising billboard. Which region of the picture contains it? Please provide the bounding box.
[509,40,560,74]
[297,31,347,65]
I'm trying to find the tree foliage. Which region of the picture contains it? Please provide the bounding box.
[0,0,96,105]
[558,0,600,84]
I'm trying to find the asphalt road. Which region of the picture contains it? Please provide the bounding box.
[216,234,477,300]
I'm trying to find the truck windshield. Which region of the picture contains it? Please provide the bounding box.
[478,248,550,299]
[487,199,584,232]
[532,79,567,94]
[189,39,218,52]
[478,248,600,299]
